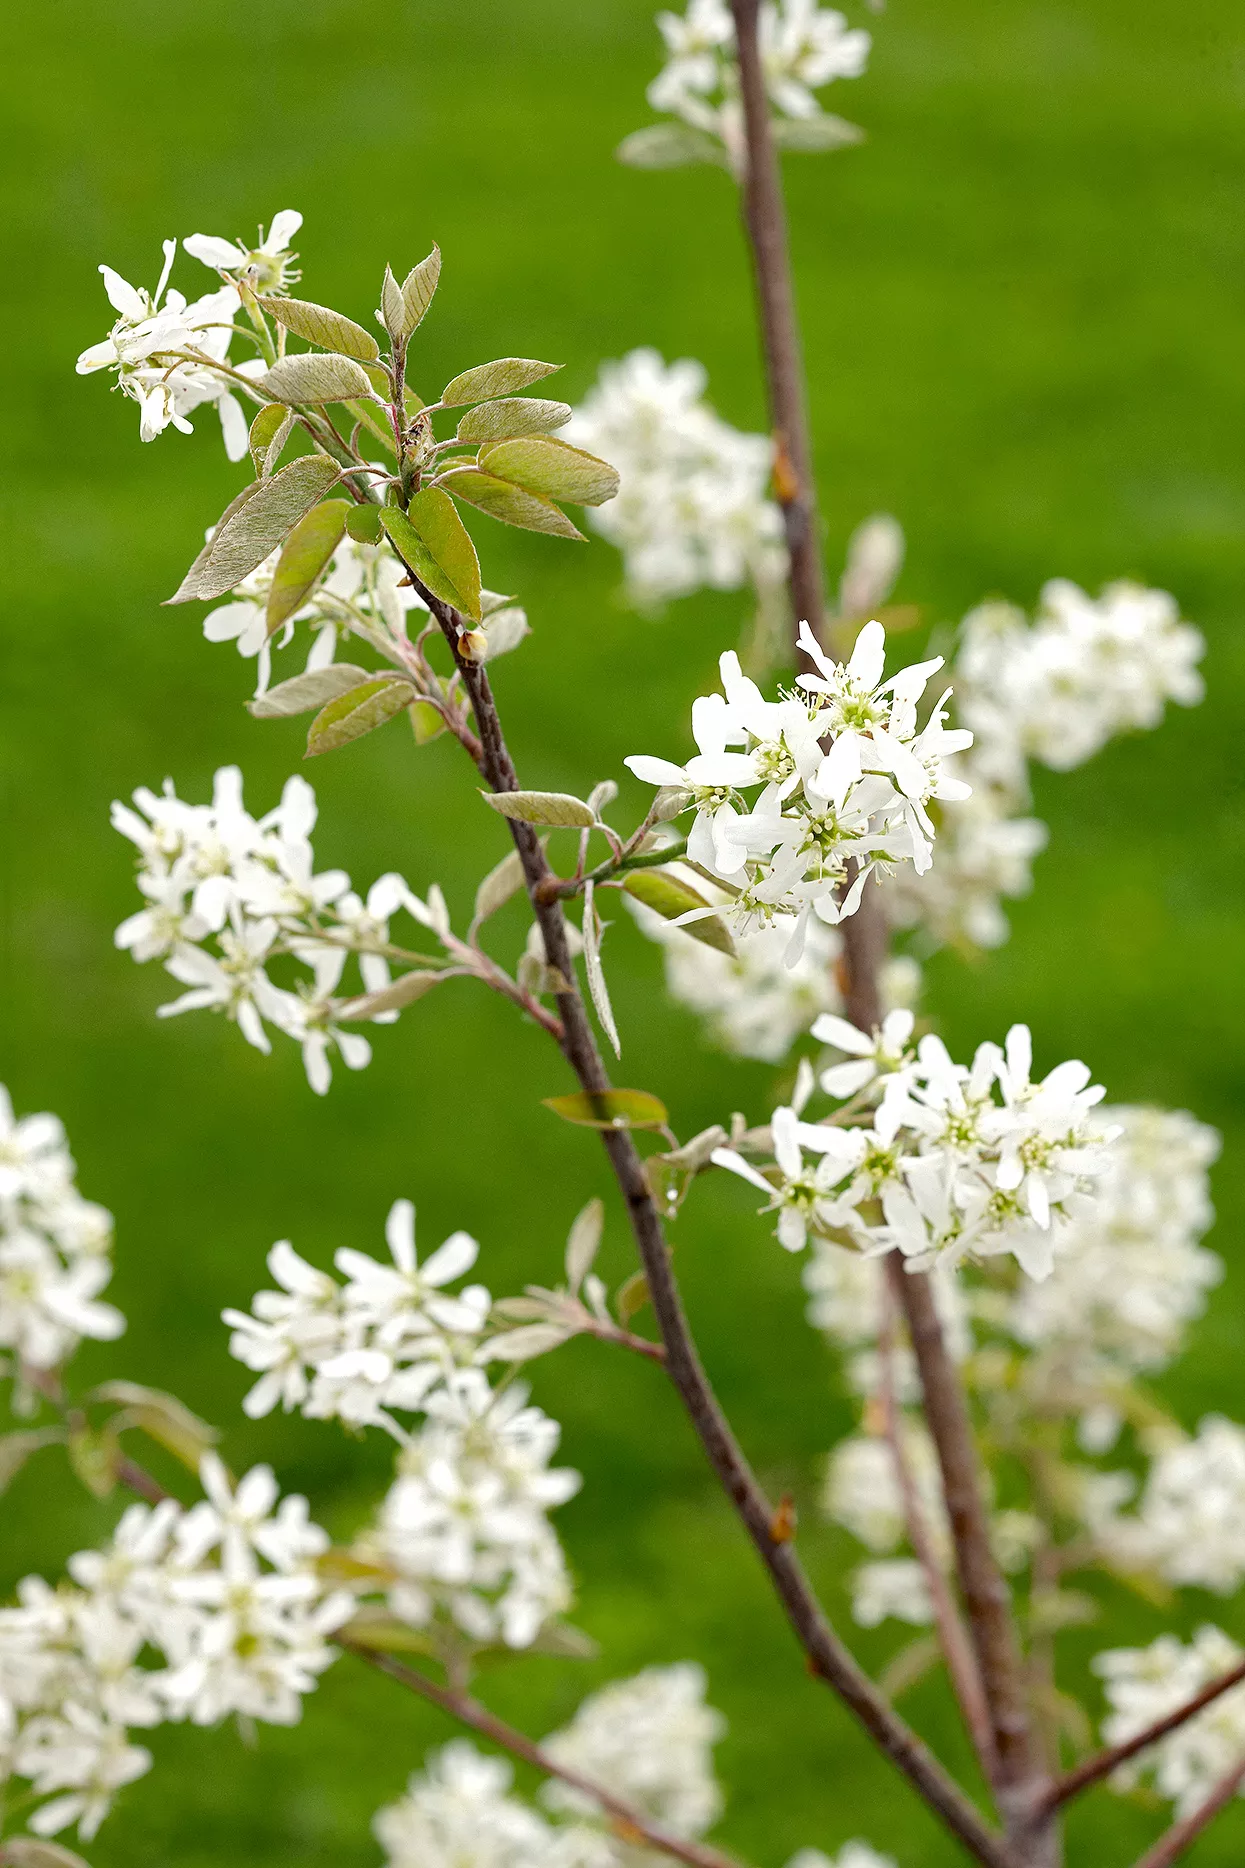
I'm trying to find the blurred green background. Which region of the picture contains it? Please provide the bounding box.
[2,0,1244,1861]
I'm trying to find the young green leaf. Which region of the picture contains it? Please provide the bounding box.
[248,401,295,475]
[345,503,385,544]
[380,266,405,342]
[455,397,573,444]
[486,1322,573,1362]
[410,699,447,744]
[305,676,415,756]
[337,1608,440,1655]
[381,491,482,621]
[472,847,527,927]
[246,663,373,720]
[772,114,863,152]
[583,880,620,1057]
[168,454,342,603]
[441,357,562,408]
[1,1838,94,1868]
[263,352,376,405]
[0,1427,64,1494]
[343,398,398,454]
[479,436,620,507]
[623,869,735,956]
[616,123,729,169]
[479,605,530,660]
[259,295,380,361]
[92,1380,218,1471]
[565,1197,604,1294]
[434,467,584,540]
[337,969,445,1020]
[543,1089,669,1130]
[401,246,442,335]
[68,1425,118,1497]
[265,499,350,634]
[483,790,596,828]
[616,1269,651,1323]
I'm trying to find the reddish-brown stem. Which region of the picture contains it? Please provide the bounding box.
[1128,1758,1245,1868]
[342,1642,748,1868]
[398,572,1016,1868]
[729,0,827,656]
[878,1281,999,1783]
[1042,1657,1245,1813]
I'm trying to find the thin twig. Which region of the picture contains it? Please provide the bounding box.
[1042,1658,1245,1813]
[581,1317,667,1364]
[394,569,1017,1868]
[1127,1757,1245,1868]
[877,1282,998,1783]
[729,0,827,654]
[341,1641,749,1868]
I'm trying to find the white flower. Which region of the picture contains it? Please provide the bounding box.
[183,208,303,293]
[849,1559,933,1630]
[1095,1627,1245,1819]
[822,1430,945,1556]
[1102,1418,1245,1593]
[375,1739,565,1868]
[787,1846,898,1868]
[713,1106,868,1251]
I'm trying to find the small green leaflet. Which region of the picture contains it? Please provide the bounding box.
[483,790,596,827]
[168,454,342,604]
[305,677,415,756]
[582,879,621,1057]
[248,663,373,719]
[259,296,380,361]
[337,969,445,1019]
[346,504,385,543]
[401,246,442,336]
[266,499,350,634]
[434,467,583,540]
[455,397,572,443]
[615,123,729,169]
[380,493,482,621]
[440,357,563,408]
[623,869,735,956]
[479,436,619,507]
[263,352,376,405]
[542,1088,669,1130]
[91,1380,218,1472]
[248,402,294,475]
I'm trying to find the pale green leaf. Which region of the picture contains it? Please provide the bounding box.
[487,1323,572,1361]
[542,1089,669,1130]
[337,970,445,1020]
[583,880,620,1057]
[435,468,584,540]
[401,246,442,336]
[455,397,572,443]
[168,455,342,603]
[380,266,406,344]
[345,504,385,543]
[480,606,530,660]
[1,1838,94,1868]
[623,869,735,955]
[616,123,728,169]
[473,847,527,927]
[616,1269,651,1323]
[259,295,381,361]
[483,790,596,828]
[380,492,482,620]
[338,1608,440,1655]
[93,1380,218,1471]
[248,401,294,475]
[265,499,350,633]
[564,1198,604,1293]
[772,113,863,152]
[479,436,619,507]
[248,664,373,719]
[524,1620,599,1661]
[305,676,415,757]
[0,1427,64,1494]
[410,699,446,744]
[440,357,562,408]
[343,399,398,454]
[68,1426,118,1498]
[263,352,375,405]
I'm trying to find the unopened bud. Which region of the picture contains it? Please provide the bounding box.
[457,629,489,663]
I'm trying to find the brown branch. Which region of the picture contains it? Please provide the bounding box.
[342,1642,748,1868]
[399,576,1017,1868]
[877,1283,998,1784]
[1042,1657,1245,1813]
[728,0,827,656]
[1128,1758,1245,1868]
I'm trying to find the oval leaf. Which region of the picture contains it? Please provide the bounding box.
[479,436,619,508]
[624,869,735,956]
[473,847,527,927]
[483,790,596,828]
[260,296,380,361]
[542,1089,669,1131]
[338,1608,440,1655]
[93,1380,218,1470]
[381,493,482,621]
[247,663,372,719]
[487,1323,573,1362]
[263,352,375,405]
[265,499,350,634]
[346,504,385,543]
[772,113,863,152]
[441,357,562,408]
[435,467,584,540]
[616,123,729,169]
[248,401,294,474]
[583,880,621,1057]
[337,969,445,1020]
[1,1840,94,1868]
[168,454,342,603]
[401,246,442,336]
[306,677,415,757]
[565,1197,604,1292]
[455,398,573,444]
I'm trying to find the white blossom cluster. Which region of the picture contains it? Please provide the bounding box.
[0,1086,122,1380]
[627,627,971,958]
[1099,1418,1245,1596]
[112,764,451,1094]
[715,1016,1113,1280]
[226,1201,580,1652]
[375,1664,724,1868]
[566,349,785,606]
[1094,1627,1245,1819]
[641,0,870,173]
[789,1847,898,1868]
[889,583,1205,952]
[0,1457,349,1846]
[75,211,302,459]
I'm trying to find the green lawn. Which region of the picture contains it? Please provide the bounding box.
[2,1,1244,1862]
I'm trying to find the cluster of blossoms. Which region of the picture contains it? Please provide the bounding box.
[1095,1628,1245,1820]
[627,625,971,959]
[630,0,870,173]
[887,583,1205,952]
[112,765,451,1094]
[566,350,785,606]
[225,1201,580,1652]
[74,211,302,459]
[0,1086,122,1385]
[715,1015,1113,1279]
[0,1457,349,1847]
